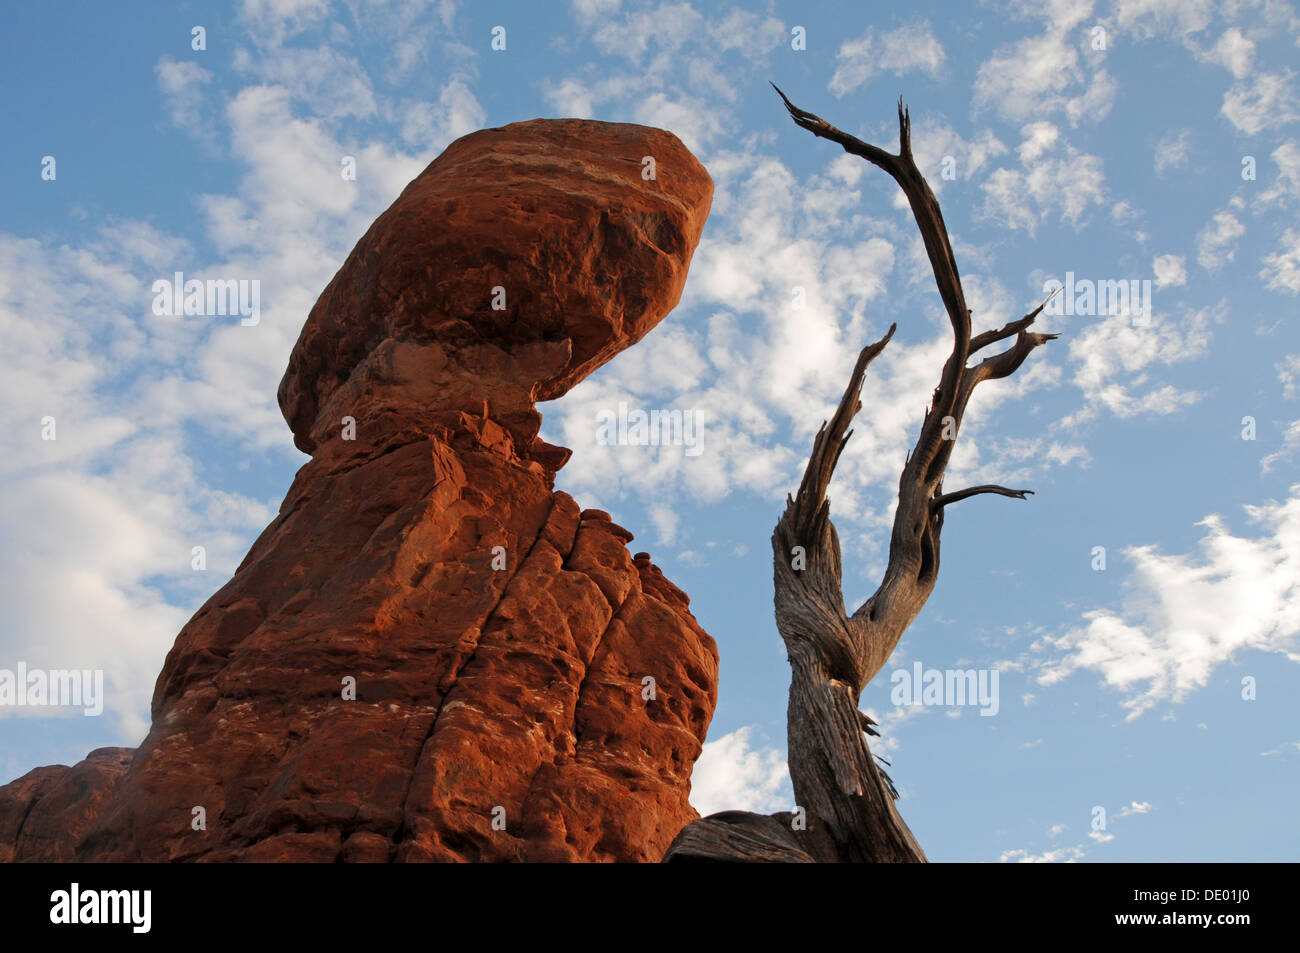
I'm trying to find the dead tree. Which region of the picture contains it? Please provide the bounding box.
[665,90,1058,863]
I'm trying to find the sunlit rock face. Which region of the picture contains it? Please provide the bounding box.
[0,119,718,863]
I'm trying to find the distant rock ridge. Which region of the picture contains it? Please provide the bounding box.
[0,118,717,862]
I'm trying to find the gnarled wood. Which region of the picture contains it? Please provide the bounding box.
[666,91,1058,864]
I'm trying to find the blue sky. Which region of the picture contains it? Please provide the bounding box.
[2,0,1298,862]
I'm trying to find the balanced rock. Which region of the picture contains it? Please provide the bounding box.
[0,119,716,862]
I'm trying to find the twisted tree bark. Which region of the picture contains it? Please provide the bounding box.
[665,90,1059,863]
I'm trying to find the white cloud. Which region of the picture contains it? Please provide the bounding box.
[1004,797,1153,861]
[1259,140,1300,207]
[1222,71,1300,135]
[1260,228,1300,293]
[587,0,704,62]
[633,91,725,155]
[0,469,273,742]
[231,44,378,120]
[348,0,462,84]
[689,726,792,816]
[1114,0,1214,38]
[1262,419,1300,474]
[1000,844,1087,862]
[1154,128,1191,176]
[1196,207,1246,270]
[1199,27,1257,78]
[1062,304,1211,424]
[1111,200,1140,226]
[0,230,280,741]
[650,504,680,545]
[973,10,1115,125]
[541,74,639,118]
[1036,486,1300,718]
[547,2,791,151]
[1279,354,1300,398]
[829,20,946,97]
[238,0,331,46]
[1152,254,1188,288]
[981,127,1107,234]
[1017,121,1060,163]
[1261,740,1300,757]
[397,76,486,150]
[707,8,785,61]
[905,120,1008,193]
[574,0,624,17]
[1118,800,1153,816]
[155,58,214,142]
[572,0,621,23]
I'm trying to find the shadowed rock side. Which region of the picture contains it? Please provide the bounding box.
[0,119,717,862]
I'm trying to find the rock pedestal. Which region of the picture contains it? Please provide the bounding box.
[0,119,717,862]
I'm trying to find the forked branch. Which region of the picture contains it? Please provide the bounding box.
[665,90,1059,865]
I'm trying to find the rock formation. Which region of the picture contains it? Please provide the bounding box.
[0,119,717,862]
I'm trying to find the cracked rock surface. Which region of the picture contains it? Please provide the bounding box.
[0,118,717,862]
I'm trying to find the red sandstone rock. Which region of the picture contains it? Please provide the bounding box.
[0,119,716,862]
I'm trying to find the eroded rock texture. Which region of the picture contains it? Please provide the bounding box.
[0,119,716,862]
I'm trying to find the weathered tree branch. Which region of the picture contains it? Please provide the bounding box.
[665,90,1059,864]
[969,289,1059,356]
[932,485,1034,509]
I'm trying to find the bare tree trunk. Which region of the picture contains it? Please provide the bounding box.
[665,91,1058,863]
